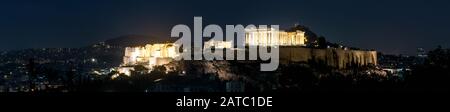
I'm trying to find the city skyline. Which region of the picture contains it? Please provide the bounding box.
[1,0,450,55]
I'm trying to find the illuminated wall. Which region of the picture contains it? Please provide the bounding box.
[279,47,377,69]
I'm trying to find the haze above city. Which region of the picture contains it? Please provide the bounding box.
[1,0,450,55]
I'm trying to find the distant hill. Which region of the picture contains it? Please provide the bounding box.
[104,35,176,47]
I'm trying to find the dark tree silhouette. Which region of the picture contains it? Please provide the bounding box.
[317,36,327,49]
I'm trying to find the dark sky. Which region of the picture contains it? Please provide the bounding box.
[1,0,449,55]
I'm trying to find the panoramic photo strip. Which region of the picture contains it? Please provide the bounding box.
[0,0,449,111]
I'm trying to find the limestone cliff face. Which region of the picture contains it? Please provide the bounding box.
[279,47,377,69]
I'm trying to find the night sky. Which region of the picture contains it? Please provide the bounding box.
[1,0,449,55]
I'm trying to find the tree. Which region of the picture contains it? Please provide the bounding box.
[133,65,149,75]
[279,63,315,91]
[317,36,327,49]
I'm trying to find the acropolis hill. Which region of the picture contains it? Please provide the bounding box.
[119,26,377,75]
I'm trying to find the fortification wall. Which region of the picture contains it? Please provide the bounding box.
[279,47,377,69]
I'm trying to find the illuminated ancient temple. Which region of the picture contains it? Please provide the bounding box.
[245,28,307,46]
[122,43,178,68]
